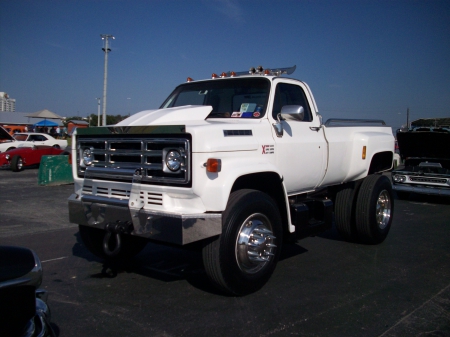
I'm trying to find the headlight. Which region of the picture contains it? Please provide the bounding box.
[5,154,10,160]
[166,150,181,171]
[162,148,185,174]
[82,147,94,166]
[393,175,406,183]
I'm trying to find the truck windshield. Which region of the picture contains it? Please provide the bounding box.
[160,77,270,118]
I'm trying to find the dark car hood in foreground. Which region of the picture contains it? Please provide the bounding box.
[397,131,450,159]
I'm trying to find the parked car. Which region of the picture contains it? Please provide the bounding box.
[0,145,66,171]
[392,118,450,197]
[2,125,29,136]
[0,125,23,153]
[0,245,55,336]
[13,133,67,149]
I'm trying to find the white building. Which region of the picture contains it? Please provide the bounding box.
[0,92,16,112]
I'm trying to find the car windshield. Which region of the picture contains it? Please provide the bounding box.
[13,134,28,141]
[160,77,270,118]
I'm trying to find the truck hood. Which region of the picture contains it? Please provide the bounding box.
[397,130,450,159]
[116,105,212,126]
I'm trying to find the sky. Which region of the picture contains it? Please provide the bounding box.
[1,0,449,128]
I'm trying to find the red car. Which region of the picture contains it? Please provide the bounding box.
[0,145,66,172]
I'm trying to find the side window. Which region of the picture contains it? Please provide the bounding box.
[272,83,312,121]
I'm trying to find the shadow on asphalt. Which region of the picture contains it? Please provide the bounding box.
[71,229,309,296]
[395,191,450,205]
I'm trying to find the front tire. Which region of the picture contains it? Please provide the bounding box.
[79,225,148,260]
[202,189,282,295]
[10,155,23,172]
[355,175,394,244]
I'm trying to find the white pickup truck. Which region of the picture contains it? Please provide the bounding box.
[68,65,395,295]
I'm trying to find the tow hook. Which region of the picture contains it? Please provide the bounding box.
[102,221,134,257]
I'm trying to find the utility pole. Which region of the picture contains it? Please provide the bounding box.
[101,34,114,126]
[96,97,101,126]
[406,107,409,129]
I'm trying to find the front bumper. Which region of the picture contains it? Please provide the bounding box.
[393,184,450,196]
[68,193,222,245]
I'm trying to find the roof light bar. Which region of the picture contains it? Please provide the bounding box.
[187,65,297,82]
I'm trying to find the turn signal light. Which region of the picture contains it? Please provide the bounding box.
[362,146,366,160]
[206,158,221,172]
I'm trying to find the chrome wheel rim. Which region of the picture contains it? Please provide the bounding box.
[17,158,23,170]
[376,190,391,229]
[235,213,277,274]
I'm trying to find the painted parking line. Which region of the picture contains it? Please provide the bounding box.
[41,256,68,263]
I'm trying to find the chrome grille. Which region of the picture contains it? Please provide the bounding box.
[82,185,131,199]
[410,176,447,184]
[140,191,163,206]
[77,137,190,185]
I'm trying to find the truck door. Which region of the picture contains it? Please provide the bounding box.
[270,80,326,193]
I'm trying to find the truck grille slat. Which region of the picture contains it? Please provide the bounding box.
[410,176,447,184]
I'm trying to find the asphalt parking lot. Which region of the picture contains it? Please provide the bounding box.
[0,168,449,337]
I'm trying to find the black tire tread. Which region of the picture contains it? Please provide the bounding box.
[10,155,22,172]
[202,189,282,295]
[334,181,361,241]
[355,175,393,244]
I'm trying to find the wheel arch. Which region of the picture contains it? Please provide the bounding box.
[231,172,290,234]
[368,151,393,174]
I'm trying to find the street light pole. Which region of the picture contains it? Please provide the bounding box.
[101,34,114,126]
[96,97,101,126]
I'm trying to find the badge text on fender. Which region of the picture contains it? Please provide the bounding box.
[262,145,274,154]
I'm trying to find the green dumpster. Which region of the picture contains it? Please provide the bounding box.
[38,155,73,186]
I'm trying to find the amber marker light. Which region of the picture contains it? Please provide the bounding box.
[362,146,367,160]
[264,69,271,75]
[212,73,218,79]
[230,71,236,77]
[187,77,194,82]
[206,158,221,172]
[221,72,227,78]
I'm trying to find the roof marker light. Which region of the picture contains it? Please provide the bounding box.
[187,77,194,82]
[264,69,271,75]
[212,73,218,79]
[230,71,236,77]
[220,72,227,78]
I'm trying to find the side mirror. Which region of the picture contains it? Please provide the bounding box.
[280,105,304,121]
[272,113,284,137]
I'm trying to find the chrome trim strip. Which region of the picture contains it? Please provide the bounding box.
[393,184,450,196]
[81,194,129,207]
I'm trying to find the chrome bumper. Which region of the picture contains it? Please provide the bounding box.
[393,184,450,196]
[68,194,222,245]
